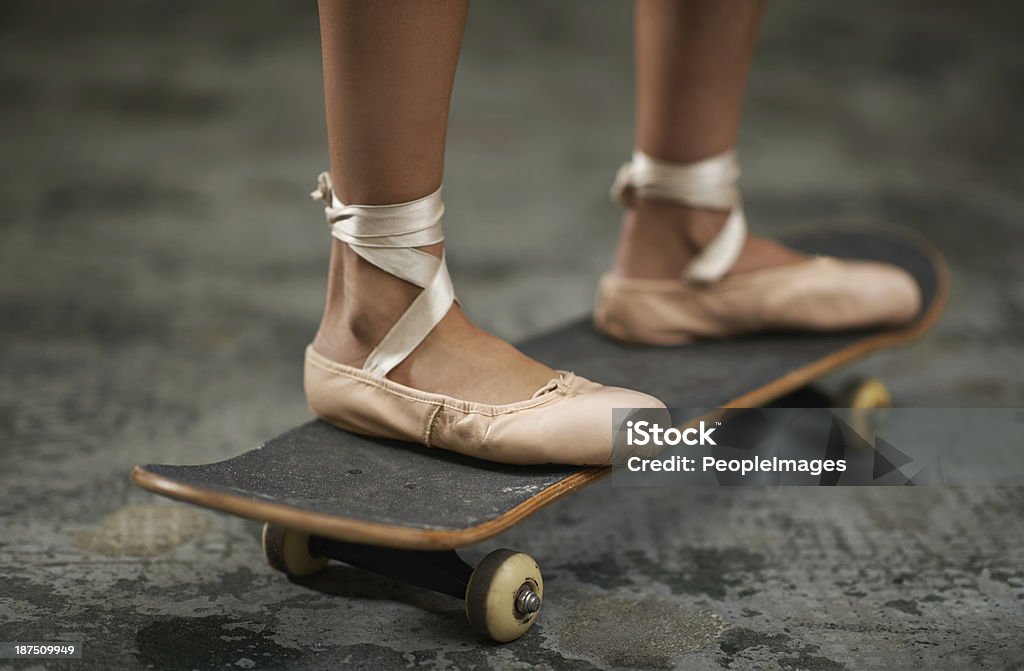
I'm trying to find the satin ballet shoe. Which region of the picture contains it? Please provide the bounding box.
[594,150,921,345]
[305,173,667,465]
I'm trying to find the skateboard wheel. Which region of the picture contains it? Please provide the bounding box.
[260,523,328,577]
[835,377,891,441]
[836,377,892,409]
[465,549,543,643]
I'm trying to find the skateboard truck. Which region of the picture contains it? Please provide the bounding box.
[261,524,543,642]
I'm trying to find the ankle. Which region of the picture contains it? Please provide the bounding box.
[314,241,434,365]
[612,198,730,279]
[636,198,730,248]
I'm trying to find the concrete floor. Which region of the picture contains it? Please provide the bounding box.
[2,1,1023,669]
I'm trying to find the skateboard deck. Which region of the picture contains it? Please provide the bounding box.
[132,229,947,552]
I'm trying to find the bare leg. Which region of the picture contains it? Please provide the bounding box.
[613,0,807,279]
[313,0,553,404]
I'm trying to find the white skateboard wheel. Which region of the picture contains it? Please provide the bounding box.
[260,523,328,577]
[465,549,543,642]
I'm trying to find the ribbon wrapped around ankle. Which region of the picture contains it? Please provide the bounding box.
[610,149,747,283]
[312,172,455,377]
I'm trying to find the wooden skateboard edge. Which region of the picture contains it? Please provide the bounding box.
[131,237,948,551]
[130,463,608,551]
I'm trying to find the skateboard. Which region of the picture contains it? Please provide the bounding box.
[131,229,947,642]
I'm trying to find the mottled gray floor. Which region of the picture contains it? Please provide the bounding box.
[2,1,1023,669]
